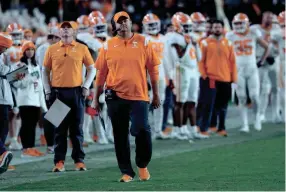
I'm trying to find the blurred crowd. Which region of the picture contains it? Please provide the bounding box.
[1,1,285,40]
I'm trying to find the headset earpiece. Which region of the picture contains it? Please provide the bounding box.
[111,16,117,32]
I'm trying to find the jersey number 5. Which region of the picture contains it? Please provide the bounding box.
[234,39,253,56]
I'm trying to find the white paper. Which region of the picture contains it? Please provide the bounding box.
[44,99,71,127]
[6,65,29,83]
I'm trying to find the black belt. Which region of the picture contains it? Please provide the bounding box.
[0,75,7,79]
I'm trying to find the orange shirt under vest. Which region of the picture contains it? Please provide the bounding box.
[199,35,237,83]
[43,40,94,87]
[95,33,160,101]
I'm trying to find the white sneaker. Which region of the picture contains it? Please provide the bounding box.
[190,126,198,138]
[193,132,209,139]
[0,151,13,174]
[169,127,178,139]
[254,118,262,131]
[8,139,22,151]
[106,134,114,143]
[240,125,250,133]
[175,128,189,140]
[186,126,194,139]
[97,136,109,144]
[272,115,283,124]
[84,136,95,144]
[260,114,266,123]
[175,133,189,140]
[182,125,191,137]
[155,131,170,139]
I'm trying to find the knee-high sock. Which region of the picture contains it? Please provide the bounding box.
[259,93,269,117]
[239,97,248,126]
[153,105,164,133]
[93,116,108,142]
[12,116,21,140]
[83,113,92,141]
[271,92,280,119]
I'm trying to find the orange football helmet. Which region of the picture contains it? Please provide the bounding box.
[88,11,104,21]
[77,15,90,32]
[190,12,206,32]
[232,13,249,34]
[171,12,192,34]
[142,13,161,35]
[6,23,23,45]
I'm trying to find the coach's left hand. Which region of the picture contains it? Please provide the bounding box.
[152,94,161,109]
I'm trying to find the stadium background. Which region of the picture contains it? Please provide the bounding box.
[0,0,285,36]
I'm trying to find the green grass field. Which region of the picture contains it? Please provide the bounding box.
[3,132,285,191]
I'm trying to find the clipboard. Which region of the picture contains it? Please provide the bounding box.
[44,98,71,127]
[6,65,29,83]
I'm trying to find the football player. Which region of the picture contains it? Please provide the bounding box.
[141,13,170,139]
[250,11,282,123]
[226,13,270,132]
[166,13,203,140]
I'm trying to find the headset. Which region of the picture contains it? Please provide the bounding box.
[111,15,117,32]
[111,15,119,36]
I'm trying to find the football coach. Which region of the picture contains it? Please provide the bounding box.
[94,11,161,182]
[42,21,96,172]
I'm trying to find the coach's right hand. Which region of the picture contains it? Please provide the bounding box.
[152,94,161,109]
[45,93,50,101]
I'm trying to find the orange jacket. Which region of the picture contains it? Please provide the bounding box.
[199,35,237,83]
[95,33,160,101]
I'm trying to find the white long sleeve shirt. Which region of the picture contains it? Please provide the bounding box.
[35,42,50,70]
[12,59,47,112]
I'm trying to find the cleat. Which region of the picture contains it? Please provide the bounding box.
[240,126,250,133]
[0,151,13,174]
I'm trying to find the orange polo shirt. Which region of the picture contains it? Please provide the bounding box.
[199,35,237,83]
[43,40,94,87]
[95,33,160,101]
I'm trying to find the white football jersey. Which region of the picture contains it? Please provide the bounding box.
[168,33,198,72]
[77,32,103,82]
[143,33,166,79]
[35,42,50,70]
[271,27,285,62]
[226,28,262,69]
[250,24,281,59]
[77,32,103,52]
[170,34,199,101]
[175,44,198,72]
